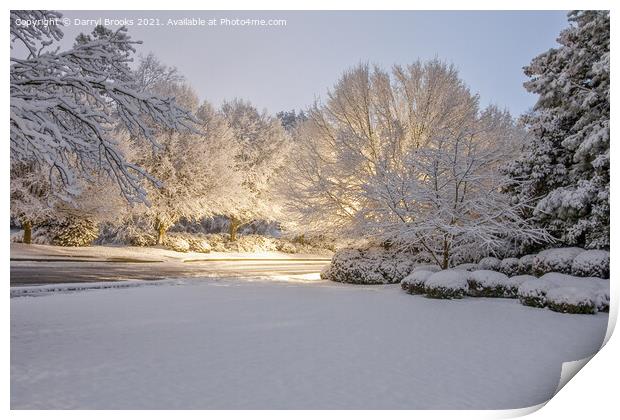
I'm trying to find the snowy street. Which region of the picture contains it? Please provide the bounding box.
[11,278,608,409]
[10,243,331,285]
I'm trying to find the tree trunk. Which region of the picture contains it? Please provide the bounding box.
[442,237,450,269]
[22,220,32,245]
[229,217,240,242]
[156,223,166,245]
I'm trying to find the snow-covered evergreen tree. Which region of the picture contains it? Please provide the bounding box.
[503,11,610,249]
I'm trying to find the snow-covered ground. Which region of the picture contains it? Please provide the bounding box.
[11,278,608,409]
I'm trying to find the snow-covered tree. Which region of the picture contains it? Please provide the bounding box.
[276,109,307,133]
[282,61,549,267]
[11,159,126,244]
[10,11,196,204]
[221,99,290,241]
[503,11,610,249]
[129,57,242,244]
[10,162,56,243]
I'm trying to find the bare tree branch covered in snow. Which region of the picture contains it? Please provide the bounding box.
[10,10,63,58]
[10,11,197,203]
[283,61,551,267]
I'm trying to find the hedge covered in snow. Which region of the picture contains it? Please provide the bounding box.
[478,257,502,271]
[532,248,584,275]
[474,248,609,279]
[453,263,479,272]
[321,244,609,314]
[571,250,610,278]
[321,247,423,284]
[499,258,520,276]
[424,270,469,299]
[517,273,609,313]
[518,254,537,275]
[546,287,598,314]
[466,270,510,298]
[401,270,435,295]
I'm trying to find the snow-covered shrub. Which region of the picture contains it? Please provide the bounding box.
[532,248,584,275]
[466,270,510,298]
[378,259,397,281]
[478,257,501,271]
[517,273,609,310]
[424,270,469,299]
[96,222,157,247]
[287,234,338,253]
[412,264,442,273]
[499,258,520,276]
[10,230,23,243]
[571,250,610,279]
[519,272,588,307]
[546,287,597,314]
[321,249,384,284]
[204,234,279,253]
[517,277,552,308]
[34,218,99,247]
[504,275,537,298]
[394,260,417,282]
[185,237,211,253]
[323,246,420,284]
[518,254,537,275]
[453,263,479,271]
[401,270,434,295]
[593,288,610,313]
[164,236,190,253]
[130,233,157,247]
[276,241,298,254]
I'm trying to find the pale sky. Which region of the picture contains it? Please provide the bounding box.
[50,10,569,117]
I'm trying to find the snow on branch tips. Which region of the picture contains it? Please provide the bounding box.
[10,13,198,203]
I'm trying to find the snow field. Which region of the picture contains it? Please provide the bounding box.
[11,278,609,409]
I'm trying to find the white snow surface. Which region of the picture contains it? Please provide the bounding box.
[10,280,178,297]
[546,287,596,307]
[11,278,608,409]
[506,275,537,289]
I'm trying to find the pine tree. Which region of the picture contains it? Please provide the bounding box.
[504,11,609,249]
